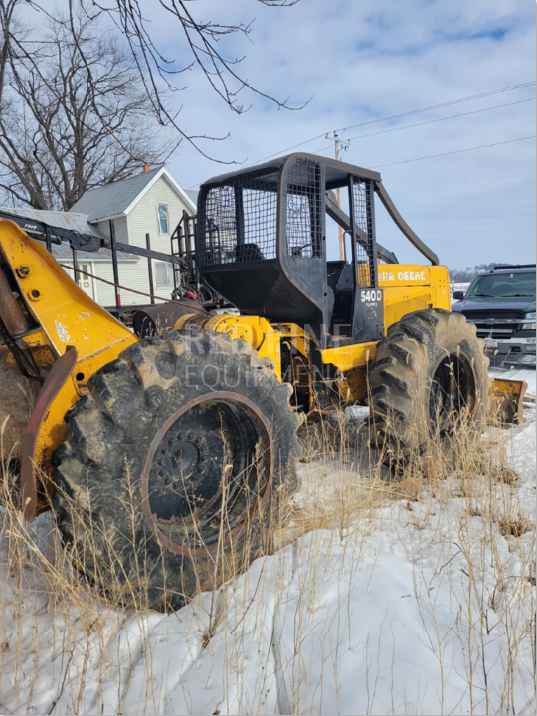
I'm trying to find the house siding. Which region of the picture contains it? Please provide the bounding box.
[65,172,194,307]
[88,216,144,305]
[128,177,189,252]
[123,176,193,304]
[60,258,139,306]
[60,261,96,300]
[91,261,147,307]
[95,216,129,245]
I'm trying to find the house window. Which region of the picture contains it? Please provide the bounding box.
[158,203,169,234]
[79,262,92,291]
[155,261,174,288]
[74,262,96,300]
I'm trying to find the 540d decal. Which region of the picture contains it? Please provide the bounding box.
[360,289,383,303]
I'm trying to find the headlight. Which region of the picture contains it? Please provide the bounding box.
[521,311,536,330]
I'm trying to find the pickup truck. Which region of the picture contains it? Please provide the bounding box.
[453,264,536,369]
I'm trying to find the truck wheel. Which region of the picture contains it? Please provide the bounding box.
[52,330,298,611]
[369,309,489,467]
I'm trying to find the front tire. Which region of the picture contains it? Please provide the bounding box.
[52,330,299,611]
[369,309,489,467]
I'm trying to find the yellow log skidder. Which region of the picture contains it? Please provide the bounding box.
[0,153,525,610]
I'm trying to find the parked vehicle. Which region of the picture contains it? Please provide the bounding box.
[453,264,536,369]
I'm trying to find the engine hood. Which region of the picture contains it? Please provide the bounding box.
[453,296,536,315]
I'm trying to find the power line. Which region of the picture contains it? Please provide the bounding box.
[253,80,536,163]
[337,81,535,134]
[377,134,535,168]
[314,96,535,153]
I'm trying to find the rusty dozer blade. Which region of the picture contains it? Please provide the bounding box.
[490,377,528,425]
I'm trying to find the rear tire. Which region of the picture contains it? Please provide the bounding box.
[369,309,489,467]
[52,330,298,611]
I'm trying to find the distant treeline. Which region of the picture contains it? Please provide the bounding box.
[450,263,500,282]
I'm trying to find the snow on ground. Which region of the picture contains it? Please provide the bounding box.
[0,372,535,715]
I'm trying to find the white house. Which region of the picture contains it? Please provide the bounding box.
[68,165,197,306]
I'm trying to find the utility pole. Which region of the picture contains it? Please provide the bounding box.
[325,130,350,261]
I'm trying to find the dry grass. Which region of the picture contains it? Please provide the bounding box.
[0,393,534,714]
[497,514,534,538]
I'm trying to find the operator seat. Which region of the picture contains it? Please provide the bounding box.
[236,243,265,262]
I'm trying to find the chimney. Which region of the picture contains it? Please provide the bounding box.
[143,163,150,173]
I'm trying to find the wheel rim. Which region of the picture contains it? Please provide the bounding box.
[141,391,272,555]
[429,351,476,434]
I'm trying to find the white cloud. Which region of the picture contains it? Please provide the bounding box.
[135,0,533,267]
[20,0,537,267]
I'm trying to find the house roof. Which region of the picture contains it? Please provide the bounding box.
[71,166,196,222]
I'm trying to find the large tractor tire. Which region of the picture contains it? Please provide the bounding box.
[52,329,299,612]
[369,309,489,467]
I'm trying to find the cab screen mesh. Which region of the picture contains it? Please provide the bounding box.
[200,180,277,265]
[284,157,322,259]
[351,178,377,287]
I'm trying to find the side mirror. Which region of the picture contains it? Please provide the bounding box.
[453,290,465,300]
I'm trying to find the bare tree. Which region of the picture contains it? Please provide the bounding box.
[0,16,173,209]
[74,1,303,122]
[2,1,303,161]
[0,0,19,107]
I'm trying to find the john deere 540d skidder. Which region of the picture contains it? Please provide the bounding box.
[0,153,518,610]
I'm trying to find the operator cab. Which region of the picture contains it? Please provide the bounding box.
[195,153,436,347]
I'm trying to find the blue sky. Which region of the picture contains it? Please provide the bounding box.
[143,0,535,269]
[25,1,537,268]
